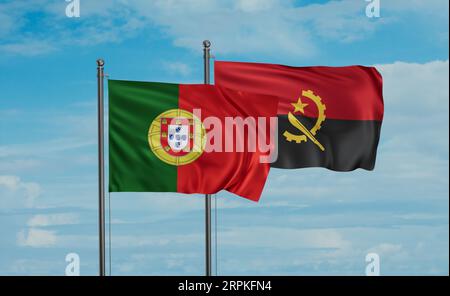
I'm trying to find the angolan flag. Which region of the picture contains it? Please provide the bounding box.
[108,80,278,201]
[215,61,384,171]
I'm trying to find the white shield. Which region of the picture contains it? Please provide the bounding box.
[167,124,189,151]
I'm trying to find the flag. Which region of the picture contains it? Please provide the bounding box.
[215,61,384,171]
[108,80,278,201]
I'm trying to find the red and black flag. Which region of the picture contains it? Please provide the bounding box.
[215,61,384,171]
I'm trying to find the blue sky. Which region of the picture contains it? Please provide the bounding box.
[0,0,448,275]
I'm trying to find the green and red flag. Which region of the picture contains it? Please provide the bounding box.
[215,61,384,171]
[108,80,278,201]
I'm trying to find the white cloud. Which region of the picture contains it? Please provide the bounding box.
[376,60,449,180]
[0,137,96,158]
[113,0,448,54]
[0,39,55,56]
[368,243,403,257]
[234,0,283,12]
[219,227,351,250]
[0,159,41,172]
[131,0,315,56]
[293,0,384,43]
[17,228,57,247]
[0,8,15,38]
[0,175,41,208]
[1,0,447,56]
[0,105,98,208]
[0,175,21,190]
[384,0,449,15]
[27,213,79,227]
[14,213,80,249]
[377,60,449,112]
[0,0,145,55]
[165,62,192,76]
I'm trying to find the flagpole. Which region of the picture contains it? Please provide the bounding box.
[203,40,212,276]
[97,59,106,276]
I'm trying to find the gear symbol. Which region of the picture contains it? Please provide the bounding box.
[283,89,326,144]
[283,130,307,143]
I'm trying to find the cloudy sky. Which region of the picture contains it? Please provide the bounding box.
[0,0,448,275]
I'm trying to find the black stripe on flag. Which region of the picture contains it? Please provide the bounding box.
[272,115,382,171]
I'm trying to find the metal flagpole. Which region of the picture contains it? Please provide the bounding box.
[97,59,106,276]
[203,40,212,276]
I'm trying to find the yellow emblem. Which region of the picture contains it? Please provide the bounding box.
[148,109,206,166]
[283,90,326,151]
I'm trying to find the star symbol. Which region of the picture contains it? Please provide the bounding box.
[291,97,308,114]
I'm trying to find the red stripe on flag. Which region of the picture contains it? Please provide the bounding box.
[215,61,384,121]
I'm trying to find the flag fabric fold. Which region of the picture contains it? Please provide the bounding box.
[108,80,278,201]
[214,61,384,171]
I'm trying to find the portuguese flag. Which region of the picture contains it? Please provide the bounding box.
[108,80,278,201]
[215,61,384,171]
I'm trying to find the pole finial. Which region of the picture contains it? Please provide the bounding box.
[97,59,105,67]
[203,40,211,49]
